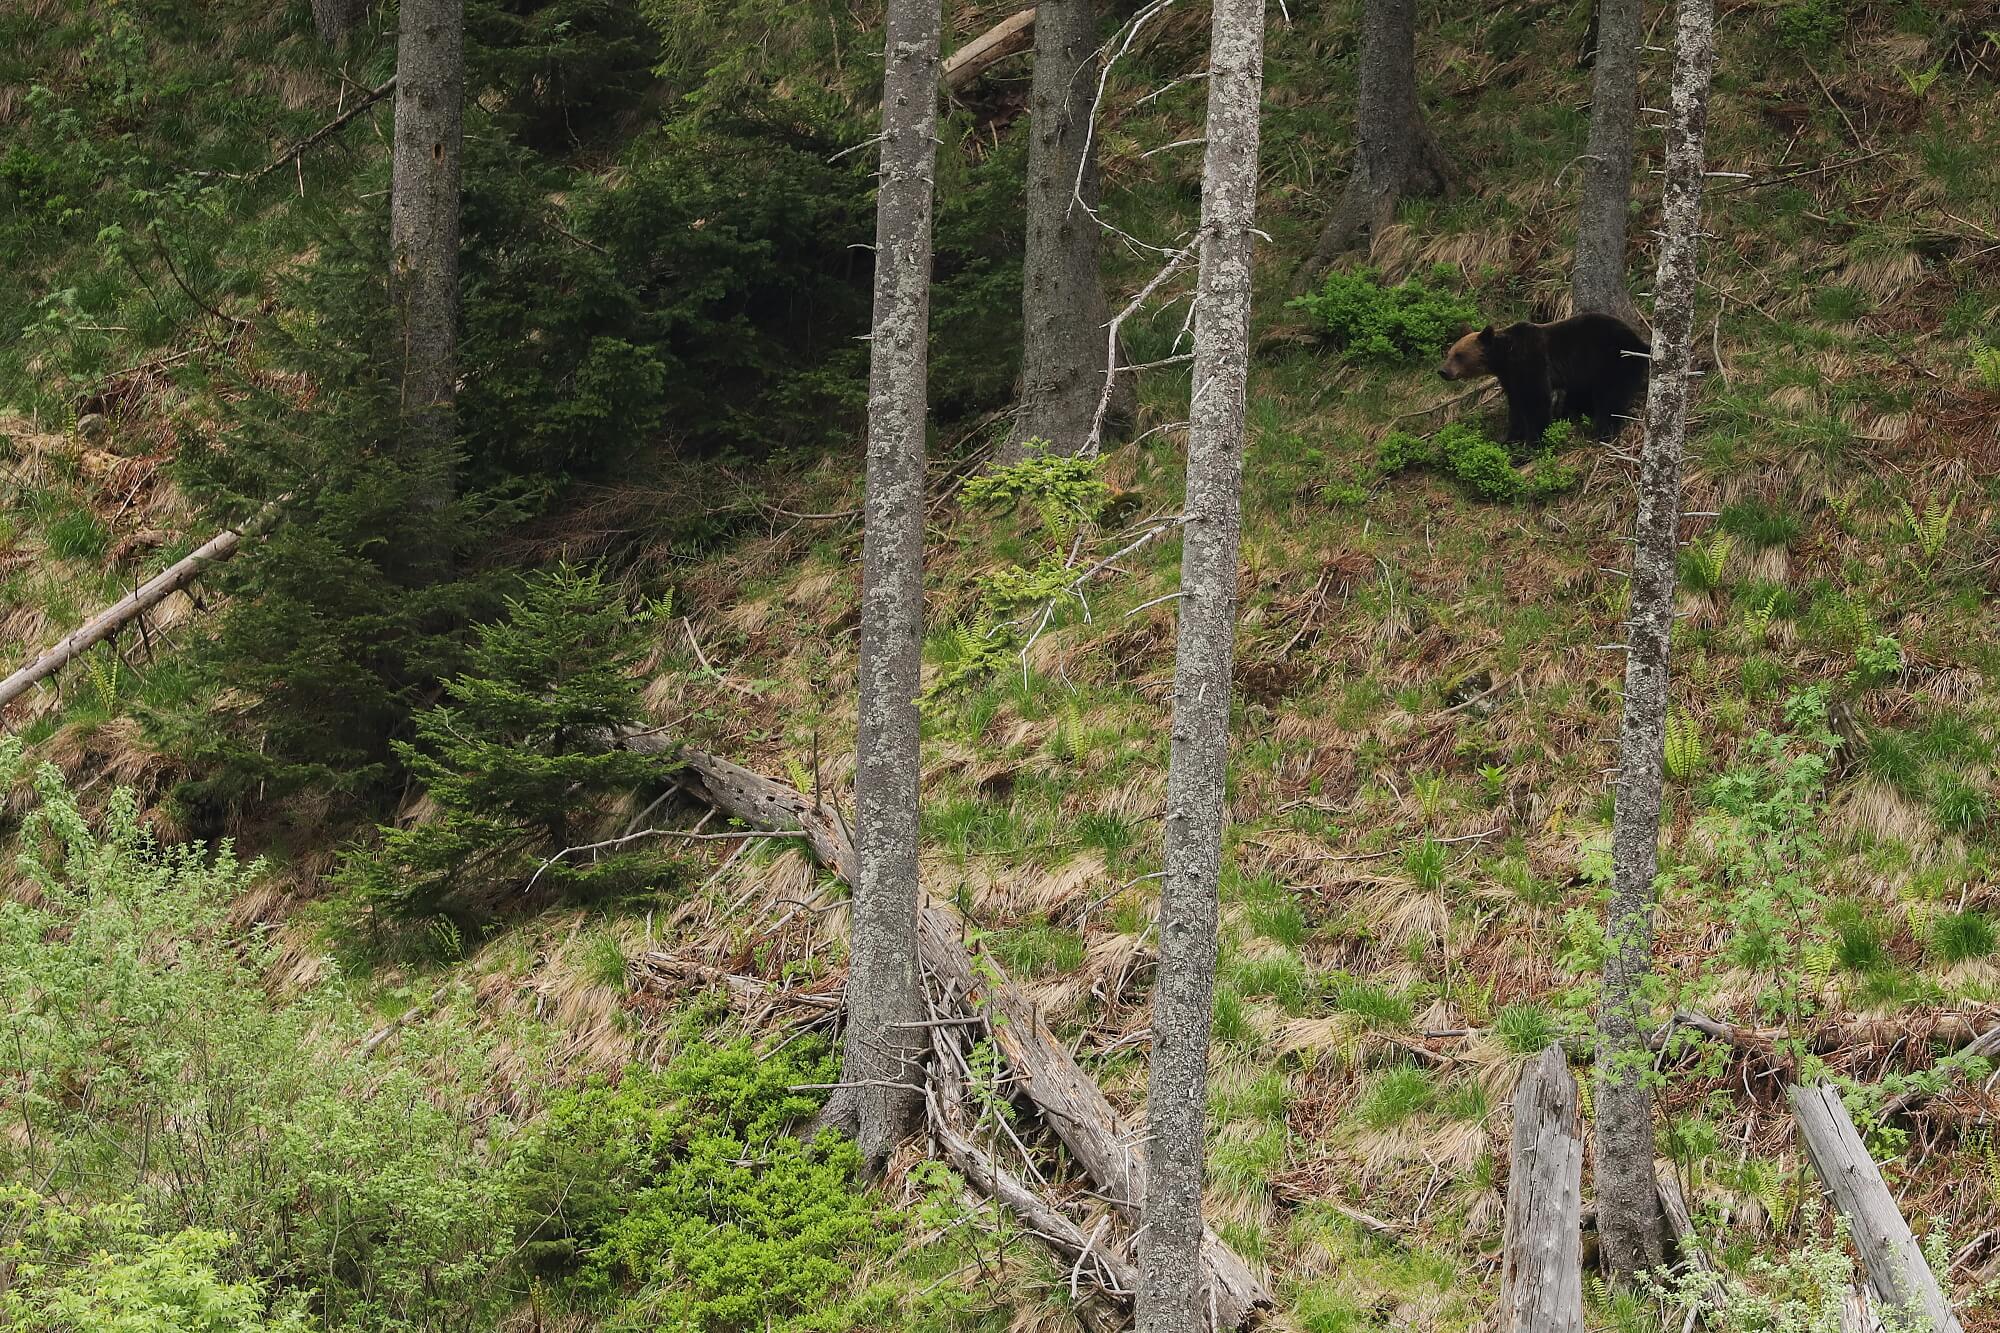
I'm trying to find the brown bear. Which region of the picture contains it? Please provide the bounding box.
[1437,313,1651,444]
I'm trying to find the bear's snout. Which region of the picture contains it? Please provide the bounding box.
[1437,365,1457,381]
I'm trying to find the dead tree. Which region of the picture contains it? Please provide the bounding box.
[1595,0,1715,1282]
[1573,0,1645,322]
[1790,1084,1965,1333]
[1006,0,1120,460]
[844,0,944,1175]
[1299,0,1452,284]
[1136,1,1266,1329]
[942,8,1037,90]
[389,0,465,518]
[1500,1047,1585,1333]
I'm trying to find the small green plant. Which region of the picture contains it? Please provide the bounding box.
[1810,285,1871,322]
[1774,0,1845,52]
[1664,712,1706,781]
[1494,1002,1560,1056]
[1720,499,1804,549]
[1825,899,1889,972]
[1376,422,1578,503]
[1931,910,1997,964]
[1851,632,1903,687]
[960,449,1111,544]
[1478,764,1509,804]
[1896,58,1946,97]
[1352,1066,1434,1129]
[1898,491,1956,571]
[1288,266,1479,365]
[1973,342,2000,391]
[1930,776,1990,832]
[1331,975,1414,1029]
[988,919,1086,977]
[1680,531,1733,592]
[1405,837,1450,892]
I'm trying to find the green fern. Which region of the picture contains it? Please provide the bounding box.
[1743,588,1782,645]
[1898,492,1956,569]
[1664,712,1706,781]
[84,650,120,714]
[1682,531,1734,592]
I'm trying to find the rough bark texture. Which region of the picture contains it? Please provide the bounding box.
[1136,3,1264,1330]
[1789,1084,1966,1333]
[848,0,944,1175]
[1576,0,1640,322]
[1006,0,1120,460]
[310,0,370,46]
[1595,0,1714,1282]
[389,0,464,508]
[0,510,276,714]
[942,7,1037,90]
[1573,0,1645,322]
[654,745,1274,1329]
[1300,0,1452,283]
[1500,1047,1585,1333]
[1657,1167,1728,1314]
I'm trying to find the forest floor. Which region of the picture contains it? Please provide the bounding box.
[5,0,2000,1330]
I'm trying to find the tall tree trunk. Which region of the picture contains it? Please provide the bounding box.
[310,0,370,46]
[1135,1,1265,1329]
[1298,0,1451,286]
[1007,0,1120,461]
[1594,0,1714,1283]
[389,0,464,516]
[1572,0,1645,322]
[844,0,943,1177]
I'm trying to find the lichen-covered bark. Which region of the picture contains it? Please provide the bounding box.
[1573,0,1644,321]
[1007,0,1120,460]
[1595,0,1714,1283]
[1135,2,1265,1329]
[389,0,464,512]
[845,0,942,1177]
[1300,0,1451,281]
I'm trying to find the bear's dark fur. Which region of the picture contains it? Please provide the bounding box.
[1437,313,1651,444]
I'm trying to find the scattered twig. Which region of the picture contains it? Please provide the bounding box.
[246,76,396,184]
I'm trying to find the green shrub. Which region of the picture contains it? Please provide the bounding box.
[510,1038,921,1329]
[1377,423,1579,502]
[335,563,676,922]
[1289,266,1479,365]
[1775,0,1848,53]
[0,1192,314,1333]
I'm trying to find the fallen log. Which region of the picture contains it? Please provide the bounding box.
[0,505,279,715]
[1499,1045,1584,1333]
[1881,1023,2000,1118]
[654,744,1274,1330]
[942,7,1036,91]
[1789,1083,1964,1333]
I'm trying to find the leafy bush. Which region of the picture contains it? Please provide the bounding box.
[1376,422,1579,502]
[510,1038,920,1329]
[1774,0,1848,53]
[0,1192,314,1333]
[1289,266,1479,365]
[336,563,675,921]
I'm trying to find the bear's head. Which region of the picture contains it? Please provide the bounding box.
[1438,326,1494,381]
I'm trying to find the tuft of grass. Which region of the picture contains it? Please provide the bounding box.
[987,920,1085,977]
[1930,910,1998,964]
[1720,499,1805,549]
[1353,1066,1434,1130]
[1810,286,1871,322]
[1405,837,1449,892]
[1075,811,1135,860]
[1331,975,1413,1030]
[1232,953,1318,1015]
[584,932,629,990]
[1931,777,1990,833]
[1825,899,1889,973]
[1865,730,1926,797]
[1494,1002,1560,1057]
[42,506,109,563]
[1213,988,1256,1045]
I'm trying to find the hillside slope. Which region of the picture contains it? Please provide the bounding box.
[4,0,2000,1330]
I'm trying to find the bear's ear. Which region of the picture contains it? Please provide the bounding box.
[1476,325,1496,344]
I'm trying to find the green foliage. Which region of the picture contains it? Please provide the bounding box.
[1681,531,1735,593]
[1974,342,2000,391]
[1665,712,1707,781]
[0,741,515,1333]
[1851,632,1903,687]
[1353,1066,1434,1129]
[1405,837,1449,892]
[1377,423,1579,502]
[1698,690,1842,1021]
[509,1037,925,1329]
[1331,975,1414,1029]
[1931,910,1998,963]
[0,1191,314,1332]
[988,919,1087,977]
[1720,499,1804,549]
[1494,1002,1560,1056]
[1897,493,1956,573]
[961,450,1113,543]
[1289,266,1480,365]
[335,563,674,922]
[1774,0,1848,53]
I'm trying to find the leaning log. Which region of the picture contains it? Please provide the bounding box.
[942,8,1037,90]
[0,506,279,715]
[1658,1168,1727,1332]
[1789,1083,1964,1333]
[652,744,1275,1330]
[1499,1046,1584,1333]
[1880,1023,2000,1118]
